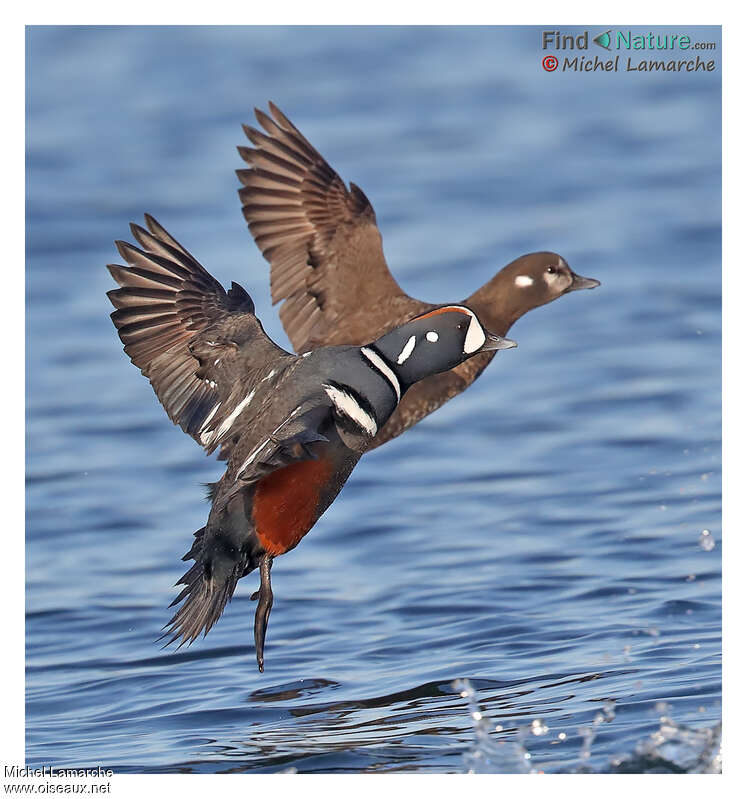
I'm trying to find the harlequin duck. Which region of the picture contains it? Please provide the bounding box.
[237,102,600,447]
[107,215,516,671]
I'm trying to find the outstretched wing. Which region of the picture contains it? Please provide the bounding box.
[107,214,292,453]
[237,102,412,351]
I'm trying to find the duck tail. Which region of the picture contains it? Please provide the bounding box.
[158,526,254,648]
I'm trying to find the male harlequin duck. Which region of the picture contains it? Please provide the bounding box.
[107,215,516,671]
[237,103,600,447]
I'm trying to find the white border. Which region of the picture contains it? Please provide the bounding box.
[12,5,735,794]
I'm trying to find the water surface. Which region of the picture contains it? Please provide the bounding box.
[26,25,721,773]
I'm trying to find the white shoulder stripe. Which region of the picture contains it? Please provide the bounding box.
[237,438,270,477]
[235,404,309,478]
[324,384,378,437]
[360,347,401,402]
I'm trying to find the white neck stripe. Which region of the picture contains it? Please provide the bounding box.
[360,347,401,402]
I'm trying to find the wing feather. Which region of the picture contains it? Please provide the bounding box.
[107,216,268,447]
[237,102,412,352]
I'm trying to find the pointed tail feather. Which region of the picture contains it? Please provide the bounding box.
[159,526,252,648]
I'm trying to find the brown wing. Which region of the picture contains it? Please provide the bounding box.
[237,102,413,352]
[107,214,290,452]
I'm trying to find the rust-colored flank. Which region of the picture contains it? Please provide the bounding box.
[252,457,335,556]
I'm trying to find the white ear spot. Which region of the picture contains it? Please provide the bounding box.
[514,275,534,287]
[463,312,486,354]
[396,335,417,364]
[426,331,439,342]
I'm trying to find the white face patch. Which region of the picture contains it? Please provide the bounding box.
[424,305,486,355]
[360,347,401,402]
[463,310,487,354]
[426,331,439,342]
[543,258,568,288]
[396,335,417,364]
[514,275,534,288]
[324,384,378,437]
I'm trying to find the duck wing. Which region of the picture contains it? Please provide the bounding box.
[107,214,295,455]
[237,102,415,352]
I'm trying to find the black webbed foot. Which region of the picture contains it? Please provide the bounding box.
[253,554,274,672]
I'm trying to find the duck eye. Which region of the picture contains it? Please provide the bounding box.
[546,265,557,274]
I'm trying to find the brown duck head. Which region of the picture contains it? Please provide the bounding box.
[467,252,600,335]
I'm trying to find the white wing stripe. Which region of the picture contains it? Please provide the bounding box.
[215,389,256,440]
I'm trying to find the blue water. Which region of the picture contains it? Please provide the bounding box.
[26,26,721,773]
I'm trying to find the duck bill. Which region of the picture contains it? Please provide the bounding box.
[480,332,517,352]
[568,272,601,291]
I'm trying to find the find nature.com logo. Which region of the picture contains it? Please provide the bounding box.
[541,29,717,73]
